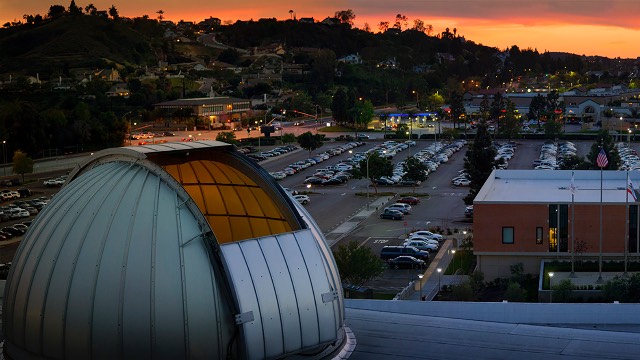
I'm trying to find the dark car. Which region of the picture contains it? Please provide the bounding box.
[162,131,176,136]
[397,196,420,205]
[380,245,430,261]
[2,226,25,236]
[321,178,344,186]
[388,256,426,269]
[380,209,404,220]
[304,177,325,185]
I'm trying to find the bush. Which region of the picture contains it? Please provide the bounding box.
[504,281,527,302]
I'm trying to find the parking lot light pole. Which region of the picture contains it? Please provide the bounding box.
[418,274,424,301]
[2,140,5,176]
[450,249,456,274]
[549,272,554,303]
[437,268,442,293]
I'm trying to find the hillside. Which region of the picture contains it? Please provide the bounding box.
[0,15,160,78]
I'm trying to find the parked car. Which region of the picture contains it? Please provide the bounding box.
[294,195,310,205]
[379,245,430,261]
[403,239,439,252]
[379,209,404,220]
[385,203,412,214]
[387,256,426,269]
[356,133,370,140]
[409,230,444,242]
[397,196,420,205]
[465,205,474,218]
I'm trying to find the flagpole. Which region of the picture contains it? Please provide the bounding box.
[597,147,604,284]
[625,170,629,275]
[570,171,576,277]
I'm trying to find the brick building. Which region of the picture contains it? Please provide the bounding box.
[474,170,640,279]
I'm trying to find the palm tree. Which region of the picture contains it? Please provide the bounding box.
[289,10,294,20]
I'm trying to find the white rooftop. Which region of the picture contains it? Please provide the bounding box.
[475,170,640,204]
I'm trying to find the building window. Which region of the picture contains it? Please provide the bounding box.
[502,227,514,244]
[549,204,568,252]
[536,227,543,244]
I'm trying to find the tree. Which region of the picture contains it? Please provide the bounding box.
[108,5,119,19]
[585,130,620,170]
[334,9,355,26]
[412,19,425,33]
[393,14,408,30]
[13,150,33,182]
[354,99,375,130]
[498,99,520,140]
[331,88,349,124]
[489,92,505,128]
[463,123,497,205]
[297,131,323,155]
[350,152,393,194]
[479,96,490,123]
[47,5,66,18]
[402,157,429,193]
[215,131,237,144]
[378,21,389,32]
[528,94,546,129]
[68,0,82,15]
[156,9,164,21]
[281,133,296,144]
[425,92,444,111]
[553,279,574,303]
[602,273,640,302]
[333,240,385,287]
[449,91,465,128]
[85,3,97,15]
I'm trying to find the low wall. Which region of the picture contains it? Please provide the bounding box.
[345,299,640,325]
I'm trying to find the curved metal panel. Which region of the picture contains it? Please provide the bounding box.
[3,160,237,359]
[221,229,342,358]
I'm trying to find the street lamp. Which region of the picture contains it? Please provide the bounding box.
[365,150,384,210]
[437,268,442,293]
[549,272,554,303]
[2,140,5,176]
[449,249,456,274]
[418,274,424,301]
[412,90,419,108]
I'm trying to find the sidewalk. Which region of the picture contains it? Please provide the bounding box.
[323,195,396,247]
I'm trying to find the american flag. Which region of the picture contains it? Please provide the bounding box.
[596,149,608,168]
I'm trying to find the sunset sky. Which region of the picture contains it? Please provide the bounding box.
[2,0,639,59]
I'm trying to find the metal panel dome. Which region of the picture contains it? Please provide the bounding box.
[2,141,346,359]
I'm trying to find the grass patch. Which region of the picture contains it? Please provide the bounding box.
[398,193,430,197]
[445,249,474,275]
[355,191,396,197]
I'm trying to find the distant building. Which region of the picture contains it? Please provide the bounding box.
[153,96,251,128]
[106,83,130,98]
[95,68,121,82]
[337,53,362,64]
[474,170,640,280]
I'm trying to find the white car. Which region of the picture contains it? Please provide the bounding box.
[294,195,310,205]
[406,236,439,246]
[453,179,471,186]
[403,240,438,252]
[385,203,411,214]
[409,230,444,241]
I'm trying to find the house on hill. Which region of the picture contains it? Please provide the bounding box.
[95,68,121,82]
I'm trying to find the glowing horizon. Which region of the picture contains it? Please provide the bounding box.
[2,0,639,59]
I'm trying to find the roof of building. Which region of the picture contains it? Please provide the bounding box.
[475,170,640,204]
[344,300,640,360]
[154,96,249,107]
